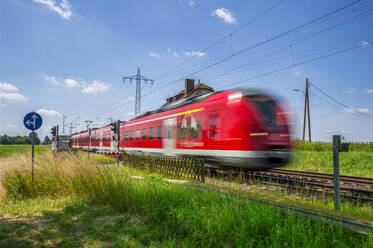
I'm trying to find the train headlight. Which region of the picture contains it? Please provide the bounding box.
[228,92,242,103]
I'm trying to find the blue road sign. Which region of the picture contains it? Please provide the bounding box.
[23,112,42,131]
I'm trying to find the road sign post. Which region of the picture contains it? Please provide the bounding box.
[23,112,42,184]
[31,131,35,183]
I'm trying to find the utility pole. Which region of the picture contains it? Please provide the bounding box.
[62,115,67,134]
[123,68,154,116]
[69,122,75,135]
[302,79,311,142]
[85,120,93,158]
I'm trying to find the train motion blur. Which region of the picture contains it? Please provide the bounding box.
[71,88,293,169]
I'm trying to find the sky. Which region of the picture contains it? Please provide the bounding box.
[1,0,373,142]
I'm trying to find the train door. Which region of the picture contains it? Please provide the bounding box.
[163,118,176,156]
[99,133,103,152]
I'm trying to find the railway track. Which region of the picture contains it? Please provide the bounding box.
[208,168,373,202]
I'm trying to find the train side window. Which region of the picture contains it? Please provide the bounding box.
[179,121,185,139]
[142,128,146,140]
[179,115,201,139]
[149,127,153,140]
[157,126,162,139]
[130,130,133,140]
[125,131,128,141]
[208,114,220,140]
[136,129,140,141]
[192,120,202,139]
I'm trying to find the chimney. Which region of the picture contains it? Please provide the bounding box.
[185,79,195,96]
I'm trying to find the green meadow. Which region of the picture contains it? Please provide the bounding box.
[0,152,372,247]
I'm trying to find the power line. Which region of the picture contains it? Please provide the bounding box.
[110,38,372,118]
[151,0,285,81]
[78,0,366,125]
[308,81,373,117]
[217,39,372,90]
[136,0,363,99]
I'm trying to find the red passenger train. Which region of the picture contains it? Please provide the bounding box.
[71,88,292,169]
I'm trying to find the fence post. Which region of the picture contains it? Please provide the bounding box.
[333,135,341,211]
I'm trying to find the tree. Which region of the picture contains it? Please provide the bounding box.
[43,136,51,145]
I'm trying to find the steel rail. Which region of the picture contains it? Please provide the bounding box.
[206,168,373,202]
[267,169,373,186]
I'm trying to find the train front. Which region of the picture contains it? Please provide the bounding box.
[233,88,293,169]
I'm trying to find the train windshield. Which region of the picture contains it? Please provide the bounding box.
[246,95,277,126]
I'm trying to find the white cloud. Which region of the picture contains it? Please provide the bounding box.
[81,81,111,94]
[42,73,60,85]
[365,89,373,94]
[188,1,195,6]
[361,41,369,46]
[64,78,81,88]
[346,88,355,94]
[184,51,206,57]
[0,104,6,107]
[149,52,161,59]
[211,8,236,24]
[0,82,18,92]
[0,124,20,135]
[0,92,29,102]
[37,108,61,116]
[343,107,369,114]
[41,73,111,94]
[118,96,135,103]
[292,71,301,76]
[167,48,172,53]
[33,0,72,20]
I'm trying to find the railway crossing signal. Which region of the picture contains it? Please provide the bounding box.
[51,126,57,136]
[111,120,121,166]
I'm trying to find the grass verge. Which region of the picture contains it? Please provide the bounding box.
[0,145,50,158]
[1,153,372,247]
[285,151,373,177]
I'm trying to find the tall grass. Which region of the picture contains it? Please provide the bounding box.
[1,153,372,247]
[292,140,373,152]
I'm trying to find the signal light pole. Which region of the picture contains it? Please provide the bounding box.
[85,120,93,158]
[111,120,121,166]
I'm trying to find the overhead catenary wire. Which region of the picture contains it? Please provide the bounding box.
[156,1,373,82]
[308,81,373,117]
[79,0,368,127]
[109,39,372,118]
[133,0,363,100]
[150,0,286,81]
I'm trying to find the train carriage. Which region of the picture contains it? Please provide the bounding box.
[71,88,292,169]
